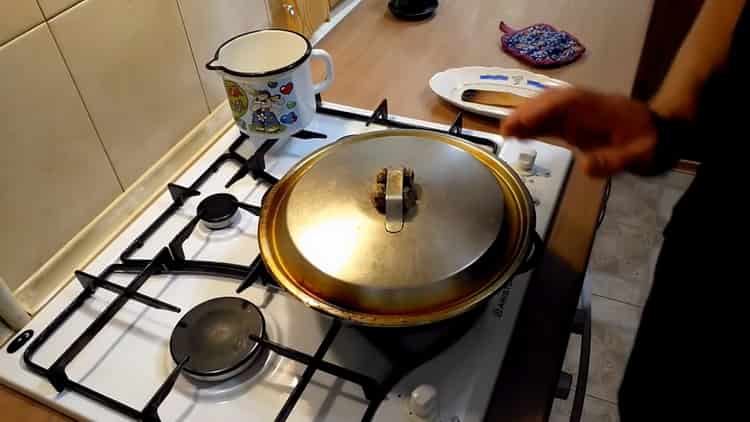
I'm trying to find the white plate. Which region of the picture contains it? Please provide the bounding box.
[429,66,570,118]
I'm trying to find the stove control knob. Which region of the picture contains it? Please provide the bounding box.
[409,384,439,420]
[516,147,537,174]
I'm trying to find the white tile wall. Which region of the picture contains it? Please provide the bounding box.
[0,23,121,290]
[0,0,270,290]
[178,0,269,109]
[37,0,83,18]
[48,0,209,187]
[0,0,44,45]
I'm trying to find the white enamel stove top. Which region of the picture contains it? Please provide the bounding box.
[0,102,572,422]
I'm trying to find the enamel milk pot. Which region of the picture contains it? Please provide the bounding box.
[207,29,334,138]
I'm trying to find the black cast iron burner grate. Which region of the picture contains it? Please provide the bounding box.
[18,99,500,422]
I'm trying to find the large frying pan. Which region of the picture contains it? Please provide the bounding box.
[258,129,541,327]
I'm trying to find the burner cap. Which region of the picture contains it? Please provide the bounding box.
[170,297,265,382]
[198,193,239,229]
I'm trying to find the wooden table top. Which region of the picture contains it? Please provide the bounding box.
[0,1,652,420]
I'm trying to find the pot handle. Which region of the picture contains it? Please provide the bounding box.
[311,49,334,94]
[514,231,544,275]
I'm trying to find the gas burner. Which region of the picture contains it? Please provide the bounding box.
[170,297,266,382]
[198,193,239,230]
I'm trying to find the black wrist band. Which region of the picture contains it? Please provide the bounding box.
[631,111,686,176]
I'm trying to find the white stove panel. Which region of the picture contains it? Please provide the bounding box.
[0,102,573,422]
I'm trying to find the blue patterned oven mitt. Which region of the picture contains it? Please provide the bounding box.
[499,21,585,68]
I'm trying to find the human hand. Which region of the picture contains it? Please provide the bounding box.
[499,88,659,177]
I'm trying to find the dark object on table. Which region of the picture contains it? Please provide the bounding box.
[388,0,438,21]
[499,21,585,68]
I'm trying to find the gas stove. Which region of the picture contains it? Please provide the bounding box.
[0,100,572,422]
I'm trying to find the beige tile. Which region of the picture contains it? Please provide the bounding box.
[604,173,661,229]
[0,1,43,45]
[605,171,693,232]
[589,222,662,301]
[649,170,694,191]
[588,271,644,308]
[589,234,662,307]
[563,296,641,403]
[588,261,659,308]
[49,0,208,187]
[0,24,121,290]
[551,394,620,422]
[37,0,82,19]
[178,0,269,109]
[593,171,689,305]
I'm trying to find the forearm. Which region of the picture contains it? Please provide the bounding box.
[650,0,745,120]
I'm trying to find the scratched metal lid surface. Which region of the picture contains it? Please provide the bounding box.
[258,129,535,326]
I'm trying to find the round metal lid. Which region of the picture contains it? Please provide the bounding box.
[259,130,536,326]
[283,133,504,289]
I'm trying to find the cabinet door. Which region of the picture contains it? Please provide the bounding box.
[329,0,343,10]
[268,0,329,37]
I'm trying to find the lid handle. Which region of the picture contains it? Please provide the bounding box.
[371,168,416,233]
[385,169,405,233]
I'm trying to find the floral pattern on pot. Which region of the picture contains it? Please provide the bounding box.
[280,82,294,95]
[226,77,300,134]
[224,80,248,120]
[280,112,298,125]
